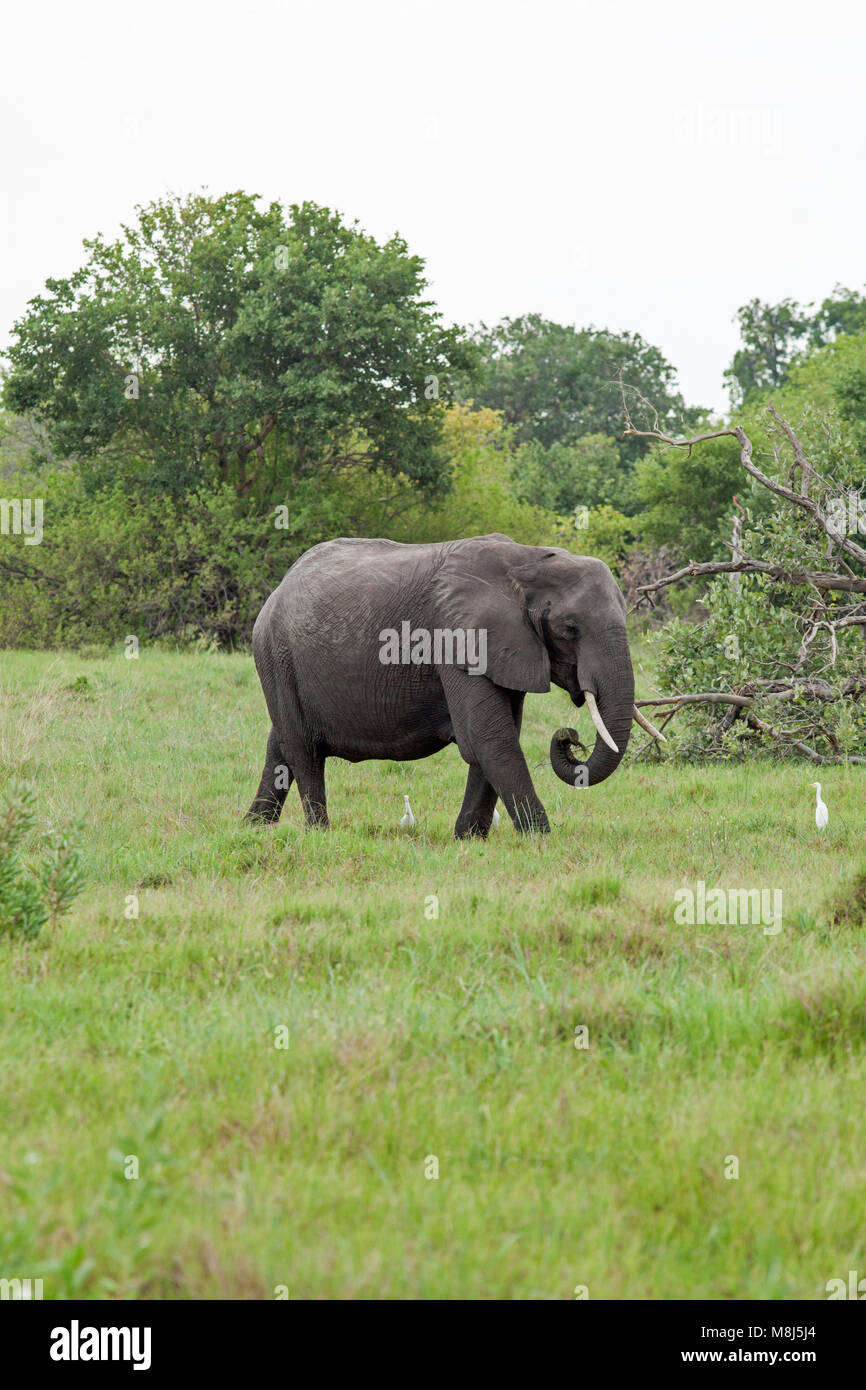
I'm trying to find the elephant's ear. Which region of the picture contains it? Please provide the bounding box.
[431,539,551,692]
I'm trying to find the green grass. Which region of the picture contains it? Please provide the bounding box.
[2,646,866,1299]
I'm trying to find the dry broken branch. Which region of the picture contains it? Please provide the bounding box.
[619,410,866,569]
[618,386,866,763]
[633,556,866,604]
[631,682,866,764]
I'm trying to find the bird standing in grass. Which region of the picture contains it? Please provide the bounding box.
[400,795,415,830]
[491,807,500,827]
[810,781,829,830]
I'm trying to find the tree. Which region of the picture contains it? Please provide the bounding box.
[395,405,555,546]
[468,314,694,459]
[724,287,866,408]
[813,284,866,343]
[511,432,639,516]
[723,298,813,406]
[3,192,475,498]
[0,405,571,649]
[634,431,756,562]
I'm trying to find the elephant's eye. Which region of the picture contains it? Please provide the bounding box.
[563,620,579,639]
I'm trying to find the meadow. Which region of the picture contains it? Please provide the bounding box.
[1,645,865,1300]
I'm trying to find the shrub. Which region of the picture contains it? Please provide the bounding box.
[0,781,83,938]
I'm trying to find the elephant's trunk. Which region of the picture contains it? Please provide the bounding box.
[549,631,634,787]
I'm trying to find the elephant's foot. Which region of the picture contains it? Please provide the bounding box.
[454,816,491,840]
[454,805,550,836]
[244,798,284,824]
[515,817,550,835]
[509,802,551,834]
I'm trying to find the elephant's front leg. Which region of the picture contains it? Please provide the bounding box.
[440,668,550,836]
[455,765,499,839]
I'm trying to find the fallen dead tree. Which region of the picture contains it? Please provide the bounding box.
[621,396,866,763]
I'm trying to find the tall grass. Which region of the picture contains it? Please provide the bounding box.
[1,647,864,1299]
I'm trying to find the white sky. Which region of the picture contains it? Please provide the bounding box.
[3,0,864,415]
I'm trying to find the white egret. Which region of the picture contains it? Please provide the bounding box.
[400,795,415,830]
[491,807,500,827]
[810,781,829,831]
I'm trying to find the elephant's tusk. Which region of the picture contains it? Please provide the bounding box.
[633,705,668,743]
[583,691,619,753]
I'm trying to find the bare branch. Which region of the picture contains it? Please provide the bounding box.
[634,557,866,602]
[767,403,812,497]
[621,418,866,568]
[635,692,753,709]
[743,711,866,764]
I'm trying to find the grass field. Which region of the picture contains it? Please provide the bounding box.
[1,645,866,1300]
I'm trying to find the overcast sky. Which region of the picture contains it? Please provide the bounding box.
[3,0,864,415]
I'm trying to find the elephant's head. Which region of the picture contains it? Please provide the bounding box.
[434,535,636,788]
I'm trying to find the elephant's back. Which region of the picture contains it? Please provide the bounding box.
[252,537,448,739]
[254,536,441,655]
[290,535,436,581]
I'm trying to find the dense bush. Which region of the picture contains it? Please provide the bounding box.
[0,406,580,649]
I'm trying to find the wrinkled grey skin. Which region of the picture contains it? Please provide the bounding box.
[245,533,634,836]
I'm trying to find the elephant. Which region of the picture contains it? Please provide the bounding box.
[245,533,662,837]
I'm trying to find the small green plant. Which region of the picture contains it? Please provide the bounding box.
[0,780,84,939]
[65,674,93,697]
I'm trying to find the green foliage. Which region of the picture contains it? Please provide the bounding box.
[634,329,866,566]
[0,782,45,938]
[561,504,634,572]
[0,781,83,938]
[392,406,554,546]
[813,284,866,343]
[775,331,866,418]
[633,431,758,561]
[0,475,278,648]
[830,340,866,465]
[38,827,86,931]
[723,298,814,406]
[0,405,575,648]
[470,313,694,460]
[3,192,476,499]
[724,285,866,407]
[511,432,640,516]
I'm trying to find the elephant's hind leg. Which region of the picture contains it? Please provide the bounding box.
[292,750,329,829]
[245,726,293,823]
